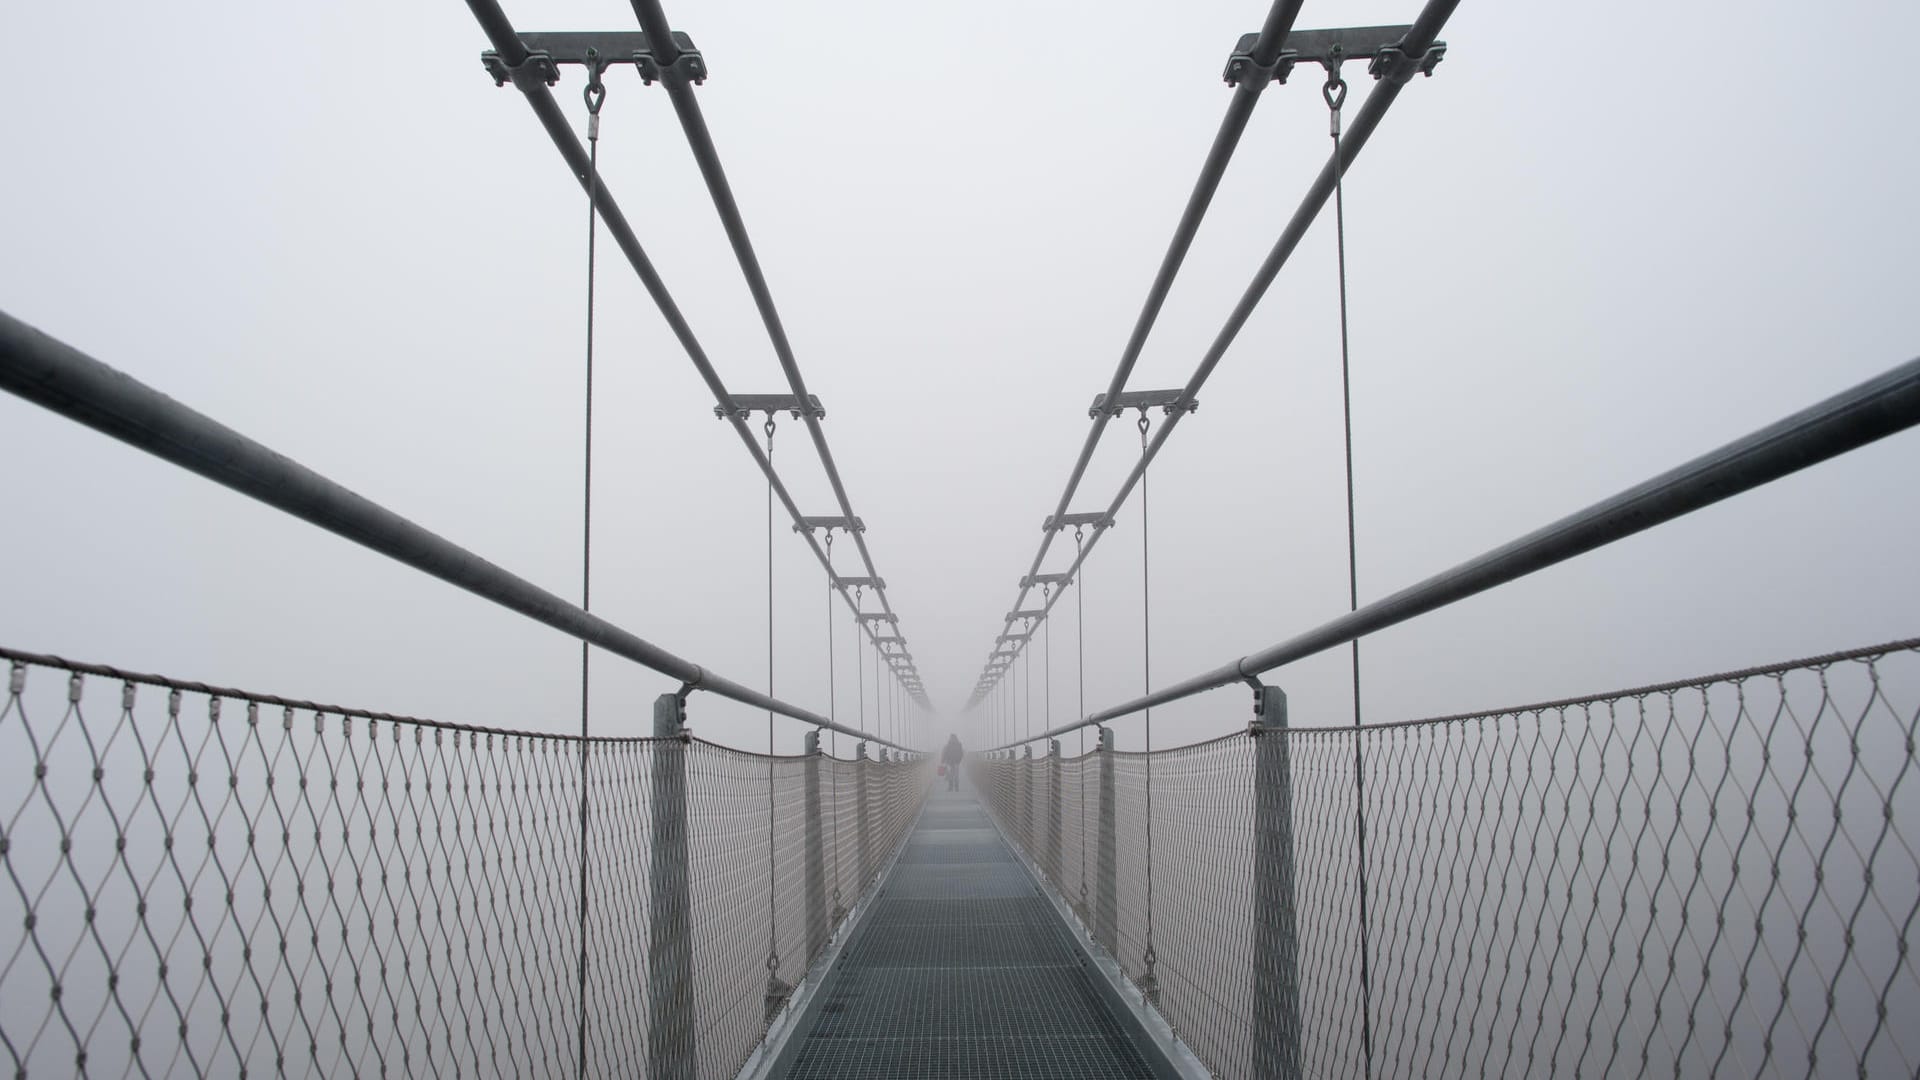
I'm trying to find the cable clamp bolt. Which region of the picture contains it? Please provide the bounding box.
[482,50,561,91]
[1223,48,1298,87]
[1368,42,1446,84]
[635,50,707,86]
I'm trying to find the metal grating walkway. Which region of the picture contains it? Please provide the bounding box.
[779,788,1161,1078]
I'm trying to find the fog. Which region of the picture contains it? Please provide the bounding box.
[3,0,1916,756]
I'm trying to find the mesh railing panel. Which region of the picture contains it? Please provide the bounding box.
[0,650,926,1078]
[978,640,1920,1080]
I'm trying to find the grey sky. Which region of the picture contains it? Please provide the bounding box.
[3,0,1916,755]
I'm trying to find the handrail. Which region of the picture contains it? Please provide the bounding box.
[990,354,1920,749]
[0,310,913,751]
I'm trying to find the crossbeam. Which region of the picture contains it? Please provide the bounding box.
[714,393,826,421]
[1021,573,1072,588]
[835,575,886,590]
[794,515,864,534]
[1088,389,1198,419]
[1043,512,1114,532]
[480,30,706,86]
[1223,24,1441,86]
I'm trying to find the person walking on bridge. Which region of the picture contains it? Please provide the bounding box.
[941,733,964,791]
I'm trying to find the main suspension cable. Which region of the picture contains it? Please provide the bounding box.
[575,55,606,1079]
[1327,57,1376,1077]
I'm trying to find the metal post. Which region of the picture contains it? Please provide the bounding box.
[648,693,694,1079]
[803,730,828,964]
[1094,726,1118,955]
[855,740,873,885]
[1047,739,1063,885]
[1251,686,1301,1080]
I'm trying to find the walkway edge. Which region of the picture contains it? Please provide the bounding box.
[977,800,1211,1080]
[740,790,932,1080]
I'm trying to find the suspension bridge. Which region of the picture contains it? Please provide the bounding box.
[3,0,1919,1077]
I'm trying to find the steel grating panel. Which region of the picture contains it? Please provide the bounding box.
[845,918,1074,967]
[865,897,1056,928]
[806,967,1135,1040]
[884,863,1036,899]
[896,842,1009,864]
[779,791,1164,1079]
[783,1035,1156,1079]
[906,827,1000,844]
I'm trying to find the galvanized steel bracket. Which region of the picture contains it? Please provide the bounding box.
[1043,511,1115,532]
[793,515,865,534]
[715,393,826,421]
[482,31,707,88]
[1088,389,1196,419]
[1222,25,1442,87]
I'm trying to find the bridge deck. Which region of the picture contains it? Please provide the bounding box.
[779,787,1161,1078]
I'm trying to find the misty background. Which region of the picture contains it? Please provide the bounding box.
[3,0,1916,755]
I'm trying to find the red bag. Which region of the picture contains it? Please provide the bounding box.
[937,765,948,776]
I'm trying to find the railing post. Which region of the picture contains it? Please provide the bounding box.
[1047,738,1063,884]
[1094,726,1118,955]
[648,693,694,1080]
[855,740,873,885]
[1251,685,1301,1080]
[803,730,828,963]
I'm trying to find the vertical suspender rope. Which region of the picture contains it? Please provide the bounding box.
[575,57,606,1079]
[1042,584,1052,740]
[826,535,840,913]
[763,415,780,986]
[1075,526,1087,914]
[1138,409,1158,1001]
[1326,57,1375,1077]
[1023,643,1032,742]
[855,586,866,744]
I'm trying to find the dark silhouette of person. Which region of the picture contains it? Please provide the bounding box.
[941,734,964,791]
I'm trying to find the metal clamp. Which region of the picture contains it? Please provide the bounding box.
[1223,50,1297,88]
[483,50,562,91]
[1368,42,1446,84]
[635,51,708,86]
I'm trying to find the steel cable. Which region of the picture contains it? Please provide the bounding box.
[1327,63,1377,1076]
[1139,411,1158,1000]
[575,60,607,1078]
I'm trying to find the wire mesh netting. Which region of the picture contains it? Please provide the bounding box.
[0,648,926,1078]
[976,639,1920,1079]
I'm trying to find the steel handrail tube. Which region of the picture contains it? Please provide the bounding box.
[623,0,925,708]
[969,0,1306,707]
[971,0,1456,706]
[464,0,925,712]
[990,353,1920,747]
[0,310,910,751]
